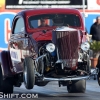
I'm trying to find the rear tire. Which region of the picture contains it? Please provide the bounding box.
[0,65,13,93]
[67,79,86,93]
[23,57,35,89]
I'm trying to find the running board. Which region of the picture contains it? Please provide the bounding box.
[42,76,89,81]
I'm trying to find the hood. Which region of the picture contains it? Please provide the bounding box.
[32,29,52,41]
[32,26,81,42]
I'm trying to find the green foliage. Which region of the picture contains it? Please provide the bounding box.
[89,40,100,58]
[89,40,100,52]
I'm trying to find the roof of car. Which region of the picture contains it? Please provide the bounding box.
[17,8,81,17]
[13,8,84,34]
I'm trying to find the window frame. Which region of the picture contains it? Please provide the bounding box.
[28,13,81,29]
[12,16,25,34]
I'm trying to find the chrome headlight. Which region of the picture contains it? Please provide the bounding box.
[46,43,55,52]
[81,42,90,51]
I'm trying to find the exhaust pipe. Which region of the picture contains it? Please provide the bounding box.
[42,76,89,81]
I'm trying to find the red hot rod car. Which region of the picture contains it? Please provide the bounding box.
[0,8,90,93]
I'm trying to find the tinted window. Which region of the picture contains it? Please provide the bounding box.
[14,17,25,34]
[28,14,81,28]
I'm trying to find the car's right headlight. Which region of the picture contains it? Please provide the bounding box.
[46,43,55,53]
[81,42,90,51]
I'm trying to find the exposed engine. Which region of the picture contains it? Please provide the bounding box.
[34,27,90,78]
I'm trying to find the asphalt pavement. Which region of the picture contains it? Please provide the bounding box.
[0,78,100,100]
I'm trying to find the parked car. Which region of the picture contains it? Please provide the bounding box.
[0,8,90,93]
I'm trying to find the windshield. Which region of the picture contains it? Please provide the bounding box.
[28,14,81,29]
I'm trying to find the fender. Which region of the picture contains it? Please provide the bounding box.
[0,51,13,78]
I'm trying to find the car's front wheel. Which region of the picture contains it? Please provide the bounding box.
[23,57,35,89]
[67,79,86,93]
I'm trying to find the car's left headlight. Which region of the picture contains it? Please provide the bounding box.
[81,42,90,51]
[46,43,55,52]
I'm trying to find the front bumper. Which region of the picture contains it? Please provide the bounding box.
[42,76,89,81]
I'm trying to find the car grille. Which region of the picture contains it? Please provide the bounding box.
[52,30,80,68]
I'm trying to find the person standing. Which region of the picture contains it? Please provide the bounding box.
[90,16,100,41]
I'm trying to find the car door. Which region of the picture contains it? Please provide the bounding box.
[8,16,29,73]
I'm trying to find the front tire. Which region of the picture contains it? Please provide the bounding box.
[23,57,35,89]
[67,79,86,93]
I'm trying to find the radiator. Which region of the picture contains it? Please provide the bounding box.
[52,28,80,68]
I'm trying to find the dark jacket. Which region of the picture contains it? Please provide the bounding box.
[90,22,100,41]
